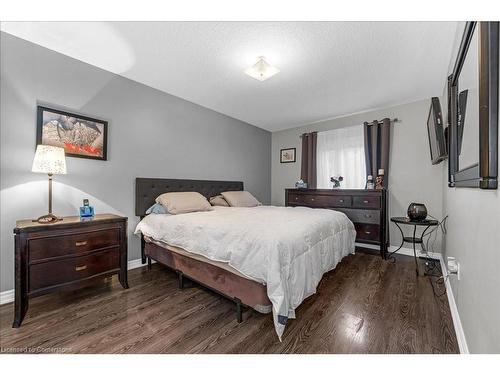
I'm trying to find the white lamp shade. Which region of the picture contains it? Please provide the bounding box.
[32,145,67,175]
[244,56,280,82]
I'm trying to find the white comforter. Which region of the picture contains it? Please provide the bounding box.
[134,205,356,340]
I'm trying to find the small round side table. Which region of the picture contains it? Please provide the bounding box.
[389,217,439,276]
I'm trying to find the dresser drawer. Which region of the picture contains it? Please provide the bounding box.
[29,228,120,262]
[29,248,120,292]
[354,223,381,242]
[352,195,381,209]
[303,194,351,208]
[336,208,380,224]
[288,193,304,205]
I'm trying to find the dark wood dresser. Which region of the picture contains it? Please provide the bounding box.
[13,214,128,327]
[285,189,388,258]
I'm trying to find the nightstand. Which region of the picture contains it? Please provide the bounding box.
[389,216,439,276]
[13,214,128,328]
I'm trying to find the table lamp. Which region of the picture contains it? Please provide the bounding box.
[31,145,67,223]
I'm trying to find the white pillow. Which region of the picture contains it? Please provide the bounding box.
[221,191,261,207]
[155,192,212,214]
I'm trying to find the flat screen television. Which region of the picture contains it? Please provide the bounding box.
[427,97,447,165]
[457,89,468,155]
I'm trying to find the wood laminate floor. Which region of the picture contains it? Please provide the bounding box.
[0,252,459,354]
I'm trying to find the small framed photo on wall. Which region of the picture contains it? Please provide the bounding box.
[280,148,296,163]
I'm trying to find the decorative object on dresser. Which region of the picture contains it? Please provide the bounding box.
[37,105,108,161]
[12,214,128,328]
[366,175,374,189]
[285,188,388,258]
[330,175,343,189]
[375,169,385,189]
[295,179,308,189]
[280,148,296,163]
[31,145,67,224]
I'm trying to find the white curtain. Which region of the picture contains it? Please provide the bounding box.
[317,125,366,189]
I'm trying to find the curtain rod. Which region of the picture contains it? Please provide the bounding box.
[365,118,399,126]
[299,118,399,137]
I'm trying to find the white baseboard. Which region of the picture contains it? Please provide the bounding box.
[0,289,14,306]
[356,242,441,259]
[389,245,441,260]
[127,258,153,270]
[437,253,469,354]
[0,258,152,306]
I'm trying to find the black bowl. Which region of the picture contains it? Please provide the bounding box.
[407,203,427,221]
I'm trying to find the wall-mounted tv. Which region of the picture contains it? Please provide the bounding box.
[457,89,468,155]
[427,97,447,165]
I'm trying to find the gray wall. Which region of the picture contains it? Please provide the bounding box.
[440,25,500,353]
[0,33,271,293]
[271,99,445,248]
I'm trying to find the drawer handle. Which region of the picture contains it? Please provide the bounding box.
[364,231,371,234]
[363,200,369,204]
[339,199,344,203]
[75,265,87,271]
[364,214,372,218]
[295,197,299,200]
[75,241,88,247]
[311,198,315,201]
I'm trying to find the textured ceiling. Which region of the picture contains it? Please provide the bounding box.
[1,21,458,131]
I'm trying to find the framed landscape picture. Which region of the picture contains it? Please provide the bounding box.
[36,106,108,160]
[280,147,296,163]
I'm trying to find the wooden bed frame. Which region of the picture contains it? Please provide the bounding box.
[135,178,271,322]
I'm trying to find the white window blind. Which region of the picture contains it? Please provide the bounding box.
[316,125,366,189]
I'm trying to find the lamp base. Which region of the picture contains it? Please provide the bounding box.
[33,213,63,224]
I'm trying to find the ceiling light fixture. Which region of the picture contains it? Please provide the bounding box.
[244,56,280,82]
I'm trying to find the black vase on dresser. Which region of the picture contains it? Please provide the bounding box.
[285,188,389,258]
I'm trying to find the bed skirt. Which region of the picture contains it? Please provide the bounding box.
[144,241,272,314]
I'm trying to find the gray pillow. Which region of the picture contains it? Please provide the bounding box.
[145,203,168,215]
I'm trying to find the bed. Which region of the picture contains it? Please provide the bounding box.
[134,178,356,339]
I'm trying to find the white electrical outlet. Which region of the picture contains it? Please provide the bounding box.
[447,256,460,280]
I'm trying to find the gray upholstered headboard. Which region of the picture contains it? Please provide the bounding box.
[135,178,244,217]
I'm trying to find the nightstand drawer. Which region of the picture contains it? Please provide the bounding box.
[354,223,380,242]
[29,228,120,262]
[29,248,120,292]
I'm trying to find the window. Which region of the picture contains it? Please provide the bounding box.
[317,125,366,189]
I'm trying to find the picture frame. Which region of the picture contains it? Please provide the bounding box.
[448,22,498,189]
[36,106,108,161]
[280,147,296,163]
